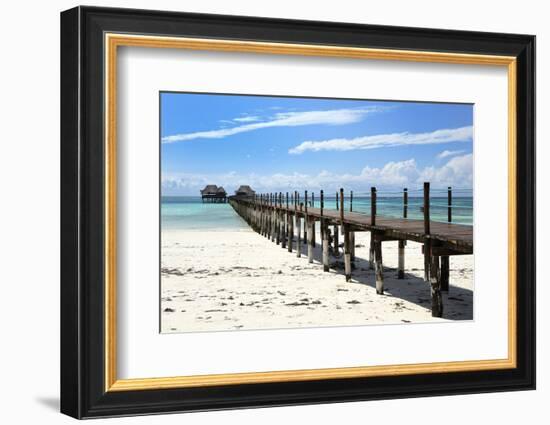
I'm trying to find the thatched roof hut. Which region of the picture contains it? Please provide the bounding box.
[200,184,218,195]
[235,185,255,197]
[200,184,227,203]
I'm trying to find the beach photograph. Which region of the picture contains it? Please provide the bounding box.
[160,92,474,333]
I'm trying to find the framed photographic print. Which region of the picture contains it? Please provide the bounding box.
[60,6,535,419]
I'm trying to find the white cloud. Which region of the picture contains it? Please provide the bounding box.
[419,154,473,188]
[288,126,473,154]
[162,154,473,195]
[437,149,465,159]
[232,116,260,123]
[162,107,382,143]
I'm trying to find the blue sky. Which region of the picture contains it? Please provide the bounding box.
[161,92,473,196]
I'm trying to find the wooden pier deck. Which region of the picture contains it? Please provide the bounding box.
[228,184,473,318]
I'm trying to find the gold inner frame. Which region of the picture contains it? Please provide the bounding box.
[104,33,517,392]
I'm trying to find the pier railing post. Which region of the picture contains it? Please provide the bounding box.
[369,187,376,269]
[288,192,294,252]
[281,192,286,249]
[296,202,302,257]
[423,182,430,235]
[277,192,282,246]
[398,187,408,279]
[423,182,443,317]
[371,187,377,226]
[423,182,431,281]
[403,187,408,218]
[304,191,308,243]
[311,192,316,245]
[272,192,277,242]
[374,234,384,294]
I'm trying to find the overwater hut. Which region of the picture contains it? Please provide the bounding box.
[235,185,255,198]
[216,186,227,202]
[200,184,227,203]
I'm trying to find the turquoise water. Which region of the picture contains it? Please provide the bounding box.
[162,194,473,230]
[162,196,249,231]
[314,195,473,225]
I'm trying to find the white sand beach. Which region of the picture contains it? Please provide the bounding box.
[161,227,473,333]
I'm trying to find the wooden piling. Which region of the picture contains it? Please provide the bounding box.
[286,192,292,252]
[370,187,377,269]
[275,193,281,245]
[296,203,302,257]
[371,187,376,226]
[304,191,308,243]
[441,186,451,292]
[288,195,294,253]
[398,240,405,279]
[350,231,355,262]
[320,190,325,241]
[398,187,408,279]
[423,182,430,235]
[440,256,449,292]
[403,188,408,218]
[320,190,329,272]
[307,218,314,263]
[310,191,316,244]
[322,219,329,272]
[271,193,277,243]
[369,237,375,270]
[423,182,430,282]
[430,254,443,317]
[344,224,351,281]
[447,186,452,223]
[374,236,384,294]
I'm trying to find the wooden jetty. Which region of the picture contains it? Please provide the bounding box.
[228,183,473,318]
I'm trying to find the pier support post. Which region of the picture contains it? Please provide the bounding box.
[350,231,355,262]
[307,218,314,263]
[296,214,302,257]
[275,208,280,245]
[288,213,294,252]
[281,210,286,249]
[271,206,277,243]
[398,240,405,279]
[424,251,430,281]
[441,256,449,292]
[369,236,375,270]
[374,236,384,294]
[333,225,339,256]
[344,225,352,282]
[430,254,443,317]
[322,220,329,272]
[304,215,308,244]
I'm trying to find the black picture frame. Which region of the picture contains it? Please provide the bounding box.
[60,5,535,419]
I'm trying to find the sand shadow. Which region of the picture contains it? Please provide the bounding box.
[287,237,473,321]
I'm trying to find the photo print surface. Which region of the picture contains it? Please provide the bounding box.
[160,92,474,333]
